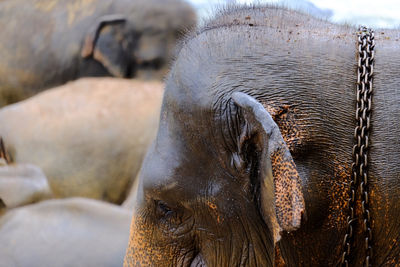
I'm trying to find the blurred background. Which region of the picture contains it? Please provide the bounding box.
[190,0,400,28]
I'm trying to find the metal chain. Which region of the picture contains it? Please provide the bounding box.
[341,26,375,267]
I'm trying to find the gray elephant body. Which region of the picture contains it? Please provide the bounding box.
[0,163,52,209]
[125,6,400,266]
[0,0,195,105]
[0,198,131,267]
[0,78,163,203]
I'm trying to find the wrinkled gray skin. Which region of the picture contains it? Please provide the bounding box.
[125,6,400,266]
[0,198,131,267]
[0,78,163,204]
[0,0,196,105]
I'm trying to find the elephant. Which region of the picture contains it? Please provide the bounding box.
[0,78,163,204]
[0,163,53,210]
[0,197,131,267]
[124,5,400,267]
[0,0,196,106]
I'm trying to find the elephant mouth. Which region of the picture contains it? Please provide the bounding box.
[190,253,206,267]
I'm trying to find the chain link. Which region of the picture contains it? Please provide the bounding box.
[341,26,375,267]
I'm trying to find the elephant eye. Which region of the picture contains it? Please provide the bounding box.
[154,200,186,228]
[155,200,174,217]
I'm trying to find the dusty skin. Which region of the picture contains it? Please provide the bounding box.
[0,78,163,204]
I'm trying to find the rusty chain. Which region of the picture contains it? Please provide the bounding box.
[341,26,375,267]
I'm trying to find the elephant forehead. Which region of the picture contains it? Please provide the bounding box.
[141,127,233,202]
[142,145,227,198]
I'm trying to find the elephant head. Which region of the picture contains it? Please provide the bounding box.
[81,14,135,78]
[124,5,371,266]
[124,61,306,265]
[80,0,196,80]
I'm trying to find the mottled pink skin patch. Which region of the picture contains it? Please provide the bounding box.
[271,144,304,231]
[262,102,307,154]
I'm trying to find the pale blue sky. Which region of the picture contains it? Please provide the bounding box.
[187,0,400,28]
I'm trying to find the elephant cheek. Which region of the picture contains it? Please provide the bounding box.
[124,215,176,267]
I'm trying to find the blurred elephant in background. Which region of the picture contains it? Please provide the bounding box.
[0,0,196,106]
[0,163,52,210]
[0,78,163,204]
[0,198,131,267]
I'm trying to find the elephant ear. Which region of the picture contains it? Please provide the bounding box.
[81,14,132,78]
[232,92,305,243]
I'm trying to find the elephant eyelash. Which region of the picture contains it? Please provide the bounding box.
[154,200,188,228]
